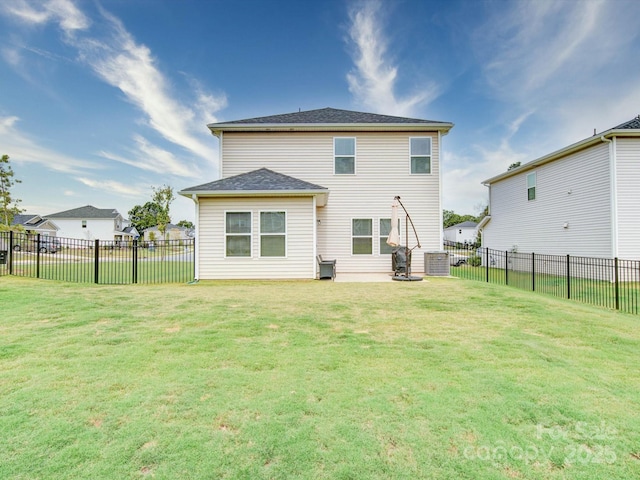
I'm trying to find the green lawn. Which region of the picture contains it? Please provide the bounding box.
[1,276,639,479]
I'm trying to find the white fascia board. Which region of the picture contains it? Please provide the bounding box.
[482,129,640,185]
[178,189,329,206]
[208,122,454,136]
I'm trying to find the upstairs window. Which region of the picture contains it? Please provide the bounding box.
[410,137,432,174]
[334,137,356,174]
[527,172,536,201]
[260,211,286,257]
[352,218,373,255]
[225,212,252,257]
[82,220,87,228]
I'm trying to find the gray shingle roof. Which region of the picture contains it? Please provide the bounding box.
[182,168,328,193]
[613,115,640,130]
[12,214,43,227]
[448,221,478,229]
[47,205,121,219]
[209,107,449,126]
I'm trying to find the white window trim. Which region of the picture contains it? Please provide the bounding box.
[224,211,252,258]
[527,172,536,201]
[351,217,373,255]
[334,137,357,175]
[259,210,287,258]
[409,136,432,175]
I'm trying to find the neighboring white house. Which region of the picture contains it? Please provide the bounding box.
[143,223,194,242]
[11,214,59,236]
[443,221,478,245]
[46,205,138,242]
[179,107,454,280]
[480,116,640,259]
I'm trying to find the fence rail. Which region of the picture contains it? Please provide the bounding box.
[0,231,195,285]
[448,246,640,315]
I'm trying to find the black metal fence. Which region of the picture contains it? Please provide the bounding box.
[448,246,640,315]
[0,231,195,284]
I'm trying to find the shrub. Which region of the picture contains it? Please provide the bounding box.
[468,255,482,267]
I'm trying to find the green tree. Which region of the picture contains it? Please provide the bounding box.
[177,220,194,229]
[128,202,163,232]
[0,154,23,226]
[152,185,175,240]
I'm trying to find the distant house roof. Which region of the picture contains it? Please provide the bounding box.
[446,221,478,230]
[180,168,330,206]
[144,223,187,232]
[47,205,122,219]
[483,115,640,185]
[13,214,45,227]
[12,214,59,232]
[207,107,454,134]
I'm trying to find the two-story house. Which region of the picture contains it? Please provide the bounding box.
[46,205,138,242]
[480,116,640,260]
[179,108,453,280]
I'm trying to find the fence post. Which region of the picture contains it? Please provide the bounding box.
[614,257,619,310]
[532,252,535,292]
[132,239,138,284]
[8,230,13,275]
[505,250,508,285]
[485,248,489,283]
[566,254,571,299]
[94,239,100,284]
[36,233,41,279]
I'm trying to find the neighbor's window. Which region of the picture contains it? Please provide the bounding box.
[379,218,399,254]
[410,137,432,174]
[352,218,373,255]
[334,137,356,174]
[82,220,87,228]
[260,211,286,257]
[527,172,536,201]
[225,212,252,257]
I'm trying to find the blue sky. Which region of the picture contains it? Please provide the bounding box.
[1,0,639,223]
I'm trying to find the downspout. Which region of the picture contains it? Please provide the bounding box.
[601,135,618,258]
[192,194,200,280]
[313,196,317,279]
[438,131,444,250]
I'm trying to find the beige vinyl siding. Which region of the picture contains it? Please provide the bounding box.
[615,138,640,260]
[198,196,315,279]
[484,142,612,257]
[221,131,441,273]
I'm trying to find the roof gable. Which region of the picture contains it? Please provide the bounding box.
[47,205,121,219]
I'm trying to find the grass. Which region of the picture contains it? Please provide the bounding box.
[452,264,640,315]
[1,276,640,479]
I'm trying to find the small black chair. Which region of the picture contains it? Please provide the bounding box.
[317,255,336,280]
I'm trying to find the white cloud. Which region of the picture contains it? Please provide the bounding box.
[75,177,141,198]
[68,8,222,165]
[1,0,224,176]
[97,135,201,179]
[345,0,439,116]
[0,115,98,173]
[0,0,90,34]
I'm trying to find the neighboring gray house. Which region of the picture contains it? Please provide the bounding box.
[443,221,478,245]
[480,116,640,259]
[180,107,454,280]
[143,223,194,242]
[46,205,138,241]
[11,214,59,236]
